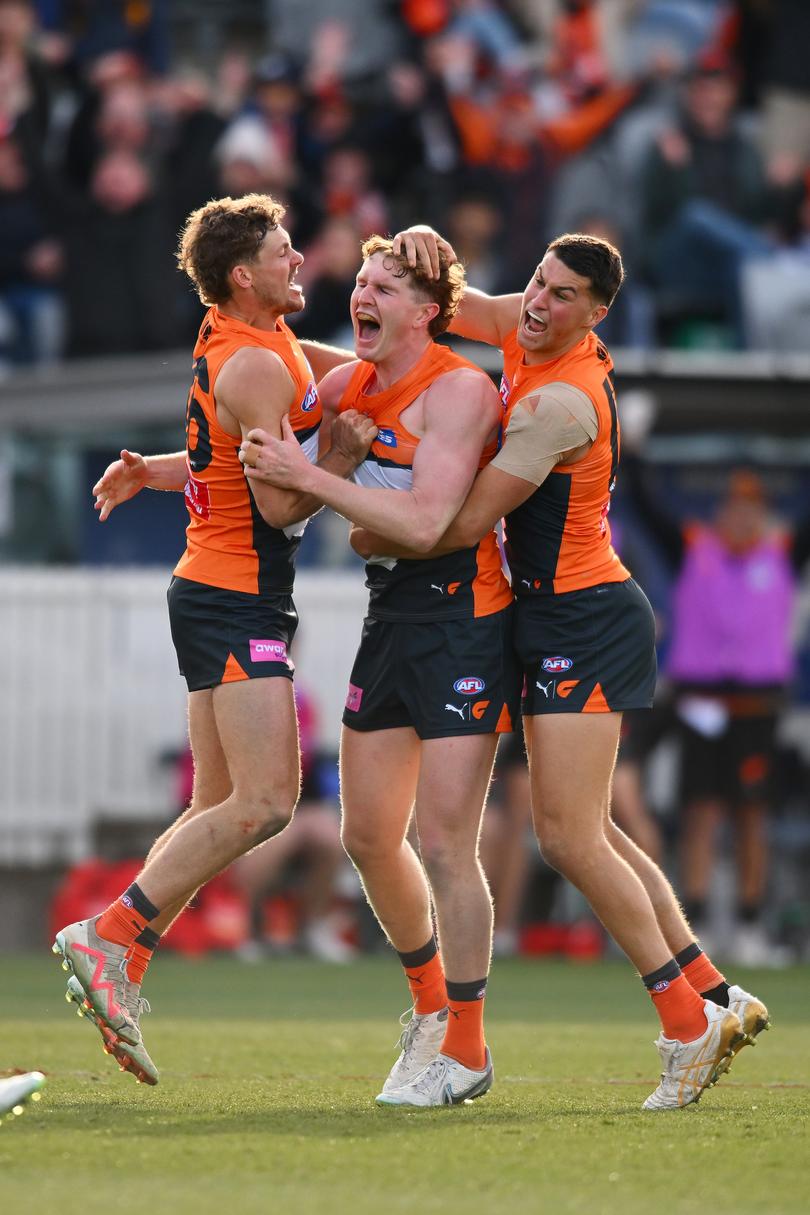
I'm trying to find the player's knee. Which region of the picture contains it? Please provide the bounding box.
[534,821,576,876]
[236,792,296,847]
[419,836,460,889]
[340,822,391,868]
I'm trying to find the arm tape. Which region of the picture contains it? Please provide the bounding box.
[490,382,598,486]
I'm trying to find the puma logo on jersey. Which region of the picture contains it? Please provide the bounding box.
[444,703,469,720]
[536,680,553,699]
[432,582,462,596]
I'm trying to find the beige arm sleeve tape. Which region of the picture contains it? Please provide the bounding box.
[491,383,598,486]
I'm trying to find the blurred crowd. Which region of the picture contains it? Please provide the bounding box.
[3,0,810,371]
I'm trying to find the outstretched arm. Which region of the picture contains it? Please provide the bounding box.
[93,450,188,521]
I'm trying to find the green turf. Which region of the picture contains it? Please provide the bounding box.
[1,955,807,1215]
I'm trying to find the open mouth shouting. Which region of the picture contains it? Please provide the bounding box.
[523,308,547,336]
[355,310,381,345]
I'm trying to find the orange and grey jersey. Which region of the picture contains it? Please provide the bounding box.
[499,329,629,596]
[173,308,321,595]
[339,343,512,622]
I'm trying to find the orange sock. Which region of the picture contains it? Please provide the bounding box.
[405,952,447,1014]
[96,883,159,951]
[397,937,447,1014]
[441,980,488,1071]
[125,942,151,985]
[124,928,160,985]
[681,951,726,996]
[650,974,708,1042]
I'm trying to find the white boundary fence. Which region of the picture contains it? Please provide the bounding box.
[0,569,367,864]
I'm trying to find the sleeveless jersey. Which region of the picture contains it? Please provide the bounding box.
[173,308,321,595]
[339,343,512,622]
[499,329,629,596]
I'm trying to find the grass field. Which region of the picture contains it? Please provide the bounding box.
[1,954,807,1215]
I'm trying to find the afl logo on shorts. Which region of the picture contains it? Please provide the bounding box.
[376,428,397,448]
[454,676,486,695]
[542,657,573,674]
[300,382,318,412]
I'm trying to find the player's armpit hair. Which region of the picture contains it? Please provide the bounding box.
[491,384,597,486]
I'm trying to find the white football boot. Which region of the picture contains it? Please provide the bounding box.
[727,984,770,1053]
[53,918,159,1085]
[380,1007,448,1096]
[643,1000,744,1111]
[0,1072,46,1122]
[377,1048,493,1107]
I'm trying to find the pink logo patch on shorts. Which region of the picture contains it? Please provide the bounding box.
[345,683,363,712]
[249,639,291,665]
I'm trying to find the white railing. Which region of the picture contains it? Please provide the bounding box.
[0,568,367,864]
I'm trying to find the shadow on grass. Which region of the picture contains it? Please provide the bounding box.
[48,1090,691,1139]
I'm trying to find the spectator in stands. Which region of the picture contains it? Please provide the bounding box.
[741,179,810,352]
[229,52,303,192]
[270,0,402,88]
[572,208,655,349]
[759,0,810,196]
[0,0,53,161]
[290,215,361,347]
[62,49,148,190]
[0,130,63,367]
[214,116,291,200]
[319,143,388,236]
[62,147,178,356]
[444,186,503,293]
[638,49,772,347]
[39,0,171,77]
[625,457,810,965]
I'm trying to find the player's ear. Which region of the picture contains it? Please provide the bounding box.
[231,263,252,291]
[415,301,440,331]
[589,302,608,330]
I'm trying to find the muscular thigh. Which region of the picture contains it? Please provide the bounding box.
[414,734,498,852]
[212,677,300,804]
[340,725,421,851]
[527,712,622,830]
[187,688,232,812]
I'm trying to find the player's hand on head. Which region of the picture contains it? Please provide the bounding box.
[92,450,148,521]
[330,409,377,465]
[392,226,457,279]
[241,416,310,488]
